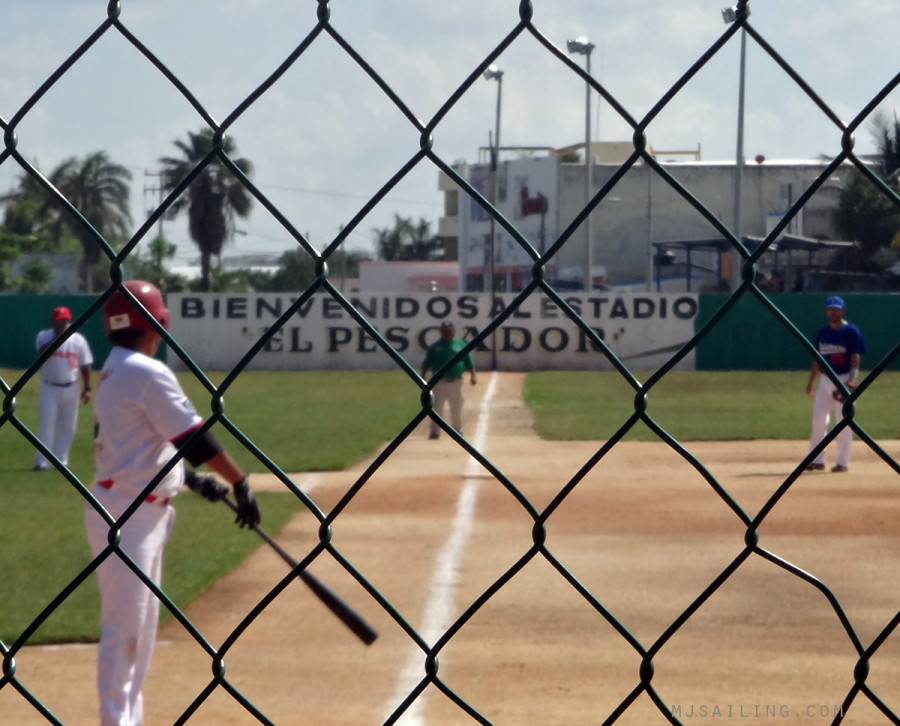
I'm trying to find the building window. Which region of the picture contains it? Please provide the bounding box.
[445,189,458,217]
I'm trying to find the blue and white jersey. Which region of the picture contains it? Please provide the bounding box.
[814,322,866,375]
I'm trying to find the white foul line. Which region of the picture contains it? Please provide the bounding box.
[386,371,498,725]
[299,472,321,493]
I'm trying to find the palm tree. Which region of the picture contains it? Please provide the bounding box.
[159,129,254,291]
[372,214,442,261]
[373,214,410,261]
[0,152,131,291]
[50,152,132,291]
[407,217,443,260]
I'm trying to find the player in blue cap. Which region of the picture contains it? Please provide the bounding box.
[804,295,866,472]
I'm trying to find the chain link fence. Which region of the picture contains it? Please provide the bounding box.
[3,1,900,723]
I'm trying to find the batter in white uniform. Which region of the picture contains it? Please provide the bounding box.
[84,280,261,726]
[34,306,93,470]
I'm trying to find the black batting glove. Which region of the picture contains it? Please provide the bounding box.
[233,475,261,529]
[184,469,230,502]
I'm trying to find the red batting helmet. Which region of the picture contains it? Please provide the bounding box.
[103,280,169,335]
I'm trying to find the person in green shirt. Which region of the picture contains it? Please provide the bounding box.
[420,321,477,439]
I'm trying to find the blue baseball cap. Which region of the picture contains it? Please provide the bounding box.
[825,295,845,309]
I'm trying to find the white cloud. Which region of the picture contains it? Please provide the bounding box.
[2,0,898,265]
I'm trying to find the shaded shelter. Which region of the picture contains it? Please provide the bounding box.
[652,235,856,292]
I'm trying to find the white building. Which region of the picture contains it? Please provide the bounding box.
[441,143,851,293]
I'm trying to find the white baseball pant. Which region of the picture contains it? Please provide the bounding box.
[35,382,80,468]
[84,487,175,726]
[808,373,853,469]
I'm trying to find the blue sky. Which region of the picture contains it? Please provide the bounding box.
[2,0,899,266]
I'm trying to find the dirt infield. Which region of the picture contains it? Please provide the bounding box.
[5,372,900,725]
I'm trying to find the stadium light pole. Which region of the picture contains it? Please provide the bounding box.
[567,37,595,291]
[722,5,749,293]
[483,64,503,370]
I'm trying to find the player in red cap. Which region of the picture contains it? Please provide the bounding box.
[84,280,260,726]
[33,305,93,471]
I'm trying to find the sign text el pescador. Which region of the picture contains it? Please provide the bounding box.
[168,292,698,371]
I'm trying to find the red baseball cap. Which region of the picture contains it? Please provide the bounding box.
[51,306,72,322]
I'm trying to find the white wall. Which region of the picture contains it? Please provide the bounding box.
[166,291,697,373]
[359,260,459,292]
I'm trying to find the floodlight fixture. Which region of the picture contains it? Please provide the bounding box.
[566,37,595,55]
[721,5,750,23]
[483,65,503,82]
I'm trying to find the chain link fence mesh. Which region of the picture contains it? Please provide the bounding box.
[2,1,900,723]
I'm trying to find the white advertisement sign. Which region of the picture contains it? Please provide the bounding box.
[166,292,698,372]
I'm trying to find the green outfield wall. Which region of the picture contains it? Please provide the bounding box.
[1,295,114,373]
[1,293,896,373]
[694,293,900,371]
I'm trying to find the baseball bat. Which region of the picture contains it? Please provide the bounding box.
[223,496,378,646]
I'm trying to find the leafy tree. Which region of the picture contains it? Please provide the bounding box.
[126,235,189,291]
[0,167,73,271]
[269,248,316,291]
[0,231,25,290]
[256,246,370,292]
[17,259,53,293]
[2,186,50,241]
[833,111,900,271]
[0,227,53,292]
[871,111,900,176]
[159,129,254,291]
[372,214,443,261]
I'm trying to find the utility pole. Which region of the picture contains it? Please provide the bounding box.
[143,170,165,242]
[143,170,171,282]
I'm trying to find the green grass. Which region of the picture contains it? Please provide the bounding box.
[0,368,421,645]
[181,369,423,472]
[1,484,297,644]
[1,368,422,478]
[524,370,900,441]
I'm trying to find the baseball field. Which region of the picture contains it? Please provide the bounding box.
[4,371,900,725]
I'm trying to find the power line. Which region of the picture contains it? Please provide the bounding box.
[258,181,442,207]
